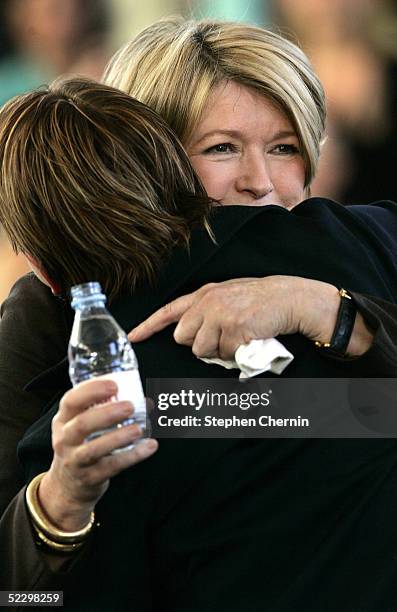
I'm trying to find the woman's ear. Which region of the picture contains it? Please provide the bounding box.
[23,254,63,295]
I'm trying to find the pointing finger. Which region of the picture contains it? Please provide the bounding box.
[128,293,196,342]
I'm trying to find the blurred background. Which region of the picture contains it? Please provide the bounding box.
[1,0,397,303]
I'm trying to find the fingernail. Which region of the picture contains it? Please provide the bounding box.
[120,401,134,412]
[126,425,141,437]
[141,438,158,451]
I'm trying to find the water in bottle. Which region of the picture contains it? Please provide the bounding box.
[68,281,147,453]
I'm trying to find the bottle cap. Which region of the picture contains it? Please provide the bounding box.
[70,282,107,309]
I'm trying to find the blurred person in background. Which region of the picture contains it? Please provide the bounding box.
[0,0,112,304]
[0,0,111,106]
[274,0,397,203]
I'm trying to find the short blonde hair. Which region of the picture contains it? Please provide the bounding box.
[0,78,211,299]
[104,17,326,187]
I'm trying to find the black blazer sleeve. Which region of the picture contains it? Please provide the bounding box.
[349,291,397,375]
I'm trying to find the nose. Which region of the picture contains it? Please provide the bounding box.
[235,150,273,200]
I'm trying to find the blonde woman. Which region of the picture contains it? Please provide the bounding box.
[104,18,394,364]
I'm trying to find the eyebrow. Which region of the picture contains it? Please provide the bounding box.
[191,129,297,146]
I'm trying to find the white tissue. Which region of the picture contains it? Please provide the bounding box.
[200,338,294,380]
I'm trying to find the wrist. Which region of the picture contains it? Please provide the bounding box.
[39,471,94,532]
[345,312,374,357]
[296,279,340,343]
[26,472,96,554]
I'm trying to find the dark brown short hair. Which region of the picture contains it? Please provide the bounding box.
[0,77,211,298]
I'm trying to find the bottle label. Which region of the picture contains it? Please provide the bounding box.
[94,370,146,417]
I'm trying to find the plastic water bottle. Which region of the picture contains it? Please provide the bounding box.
[68,282,147,453]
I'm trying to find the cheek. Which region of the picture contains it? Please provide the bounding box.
[189,158,231,200]
[276,160,306,203]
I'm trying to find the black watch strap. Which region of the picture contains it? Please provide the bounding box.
[315,288,357,357]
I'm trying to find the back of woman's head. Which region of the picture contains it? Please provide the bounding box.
[0,77,210,298]
[103,17,326,187]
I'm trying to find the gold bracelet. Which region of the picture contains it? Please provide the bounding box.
[35,528,85,553]
[26,472,95,545]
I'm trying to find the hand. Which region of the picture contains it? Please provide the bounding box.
[39,379,158,532]
[129,276,374,360]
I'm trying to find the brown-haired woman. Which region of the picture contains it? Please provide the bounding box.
[0,77,211,300]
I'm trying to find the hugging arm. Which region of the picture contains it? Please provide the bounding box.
[129,276,397,375]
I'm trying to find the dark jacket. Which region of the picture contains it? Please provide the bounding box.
[1,200,397,611]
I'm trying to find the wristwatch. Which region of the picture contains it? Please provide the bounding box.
[314,288,357,357]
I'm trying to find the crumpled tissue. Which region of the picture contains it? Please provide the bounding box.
[200,338,294,380]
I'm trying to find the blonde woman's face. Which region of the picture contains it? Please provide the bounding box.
[186,81,306,208]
